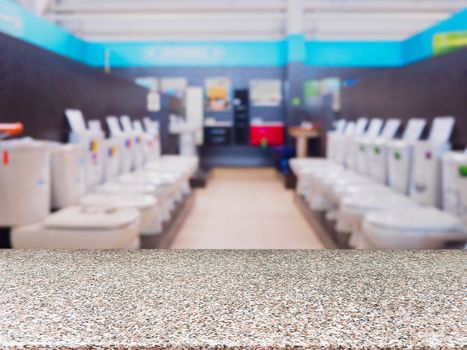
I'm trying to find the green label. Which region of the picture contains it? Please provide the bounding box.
[291,97,301,106]
[374,146,381,155]
[394,151,401,160]
[433,31,467,56]
[458,165,467,177]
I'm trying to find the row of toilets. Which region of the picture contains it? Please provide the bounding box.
[290,116,467,249]
[0,110,198,249]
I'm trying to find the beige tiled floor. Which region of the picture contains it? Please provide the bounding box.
[171,168,325,249]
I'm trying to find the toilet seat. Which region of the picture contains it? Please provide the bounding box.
[156,155,199,174]
[80,193,161,235]
[362,208,467,249]
[118,172,183,204]
[96,182,172,223]
[342,193,417,213]
[339,193,418,240]
[44,206,138,229]
[330,183,392,206]
[11,206,140,249]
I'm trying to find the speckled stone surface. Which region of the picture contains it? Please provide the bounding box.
[0,250,466,350]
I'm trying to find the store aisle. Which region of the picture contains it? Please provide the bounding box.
[171,168,325,249]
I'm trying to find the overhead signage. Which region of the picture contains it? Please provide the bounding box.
[433,31,467,56]
[144,46,225,64]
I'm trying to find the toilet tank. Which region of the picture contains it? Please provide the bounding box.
[102,138,121,182]
[132,133,146,169]
[367,139,389,185]
[112,135,132,174]
[442,152,467,221]
[387,141,414,194]
[50,144,86,209]
[0,138,50,226]
[410,141,451,208]
[69,130,104,191]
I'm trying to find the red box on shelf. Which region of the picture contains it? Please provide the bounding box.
[250,122,284,146]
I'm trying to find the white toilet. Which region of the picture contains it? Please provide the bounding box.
[120,115,145,170]
[7,142,141,249]
[333,118,428,239]
[106,116,134,174]
[80,139,163,235]
[110,116,188,206]
[13,207,141,249]
[134,119,165,165]
[344,118,371,171]
[142,117,162,159]
[68,112,172,230]
[360,127,467,249]
[365,118,401,184]
[321,118,402,205]
[306,118,391,213]
[346,142,451,249]
[386,118,427,194]
[354,118,384,175]
[292,119,368,210]
[66,109,105,191]
[289,119,348,174]
[362,207,466,249]
[91,118,174,224]
[142,116,200,174]
[67,111,164,235]
[289,119,355,175]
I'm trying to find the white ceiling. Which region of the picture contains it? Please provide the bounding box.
[16,0,467,41]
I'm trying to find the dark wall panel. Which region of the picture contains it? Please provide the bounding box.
[0,33,148,142]
[341,47,467,149]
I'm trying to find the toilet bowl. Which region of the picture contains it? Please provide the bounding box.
[12,206,141,249]
[118,171,181,210]
[339,192,419,247]
[300,165,345,209]
[80,193,162,235]
[362,208,466,249]
[330,183,395,229]
[148,173,189,200]
[96,182,172,223]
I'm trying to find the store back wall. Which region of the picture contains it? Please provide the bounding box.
[341,47,467,149]
[113,66,286,123]
[0,33,148,141]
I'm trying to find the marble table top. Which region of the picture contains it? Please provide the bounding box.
[0,250,465,350]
